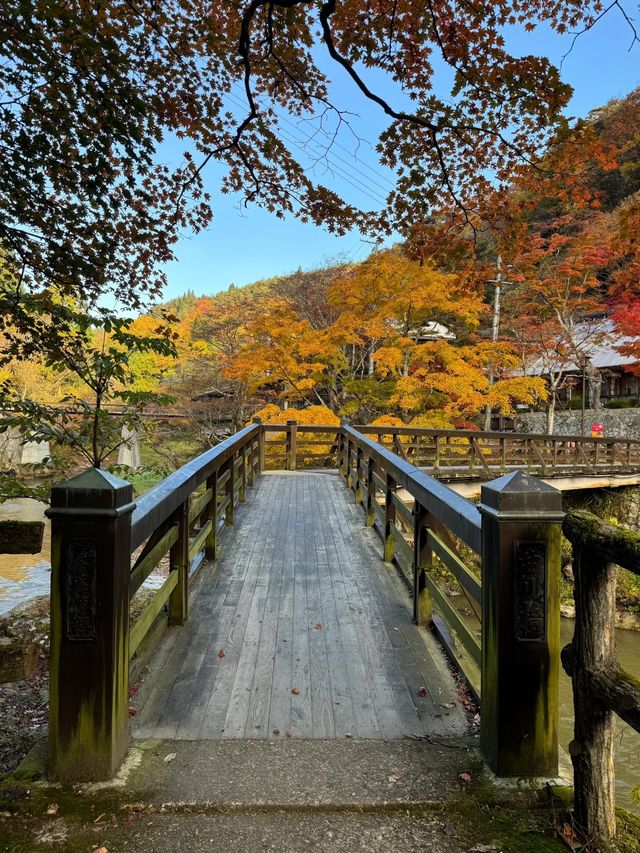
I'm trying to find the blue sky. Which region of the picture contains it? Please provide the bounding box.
[160,9,640,302]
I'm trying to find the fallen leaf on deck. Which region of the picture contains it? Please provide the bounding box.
[314,623,322,630]
[163,753,176,764]
[418,687,428,697]
[559,822,575,846]
[218,649,225,658]
[458,772,472,783]
[129,686,138,698]
[345,732,353,739]
[273,729,280,735]
[441,702,456,709]
[388,775,398,784]
[285,730,293,738]
[291,687,300,695]
[127,706,137,717]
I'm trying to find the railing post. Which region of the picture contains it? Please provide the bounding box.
[366,456,376,526]
[355,445,363,505]
[247,439,255,488]
[239,443,247,502]
[384,472,396,563]
[286,419,297,471]
[205,470,218,560]
[413,503,433,626]
[253,418,265,473]
[346,438,354,488]
[339,418,350,477]
[46,469,135,781]
[168,499,189,625]
[226,455,235,526]
[478,471,563,777]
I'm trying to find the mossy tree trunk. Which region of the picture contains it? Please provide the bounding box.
[568,548,617,840]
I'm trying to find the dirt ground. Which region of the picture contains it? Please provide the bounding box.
[0,596,49,775]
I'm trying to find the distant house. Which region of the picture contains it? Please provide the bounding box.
[527,319,640,408]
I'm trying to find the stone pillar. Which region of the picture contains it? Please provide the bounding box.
[117,426,141,469]
[478,470,563,777]
[0,426,22,468]
[46,469,135,782]
[21,440,51,465]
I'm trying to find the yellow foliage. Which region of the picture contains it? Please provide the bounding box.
[254,404,340,426]
[369,415,405,428]
[408,411,457,430]
[250,403,282,424]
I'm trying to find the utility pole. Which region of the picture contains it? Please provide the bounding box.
[483,257,511,431]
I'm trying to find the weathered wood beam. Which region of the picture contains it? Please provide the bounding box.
[564,510,640,575]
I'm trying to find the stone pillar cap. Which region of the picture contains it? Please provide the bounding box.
[47,468,135,517]
[479,470,563,520]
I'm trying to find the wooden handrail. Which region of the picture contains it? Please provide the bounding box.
[343,425,482,552]
[338,423,563,779]
[131,424,259,549]
[354,424,640,445]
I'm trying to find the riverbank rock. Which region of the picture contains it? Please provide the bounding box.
[561,604,640,631]
[0,519,44,554]
[0,636,38,683]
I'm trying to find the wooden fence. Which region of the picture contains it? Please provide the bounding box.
[355,425,640,479]
[561,511,640,843]
[257,421,640,480]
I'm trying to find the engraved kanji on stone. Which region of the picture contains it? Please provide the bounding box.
[514,541,546,642]
[65,539,97,641]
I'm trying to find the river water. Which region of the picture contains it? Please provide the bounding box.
[0,498,52,614]
[0,499,638,809]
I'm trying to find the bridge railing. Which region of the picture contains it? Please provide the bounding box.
[354,425,640,479]
[340,424,564,779]
[561,511,640,844]
[261,421,341,469]
[46,423,262,781]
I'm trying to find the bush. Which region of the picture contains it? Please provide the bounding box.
[605,398,637,409]
[567,395,584,410]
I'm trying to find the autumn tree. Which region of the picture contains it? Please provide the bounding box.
[217,247,545,425]
[0,293,177,468]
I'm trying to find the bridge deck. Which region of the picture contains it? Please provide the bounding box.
[134,471,466,740]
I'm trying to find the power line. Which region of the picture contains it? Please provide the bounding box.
[227,86,395,198]
[224,90,387,205]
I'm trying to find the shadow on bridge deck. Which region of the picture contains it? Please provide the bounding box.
[133,471,468,740]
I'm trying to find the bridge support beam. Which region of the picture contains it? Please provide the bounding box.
[45,469,135,782]
[478,471,563,777]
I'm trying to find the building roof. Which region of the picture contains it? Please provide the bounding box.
[527,319,639,375]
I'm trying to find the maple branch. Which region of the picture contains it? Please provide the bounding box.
[318,0,471,222]
[562,0,639,66]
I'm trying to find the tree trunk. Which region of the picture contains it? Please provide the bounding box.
[590,370,602,410]
[569,547,617,840]
[546,396,556,435]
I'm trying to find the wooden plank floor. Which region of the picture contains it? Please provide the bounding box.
[134,472,467,740]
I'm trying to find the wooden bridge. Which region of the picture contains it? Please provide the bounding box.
[265,421,640,494]
[45,420,640,846]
